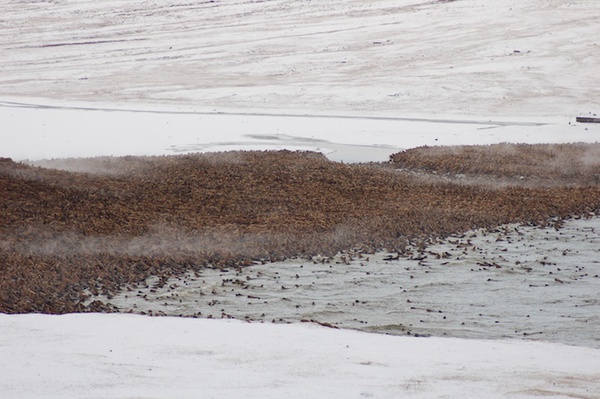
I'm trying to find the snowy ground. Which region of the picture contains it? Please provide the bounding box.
[2,0,600,162]
[1,313,600,399]
[1,0,599,117]
[2,98,599,163]
[2,0,600,397]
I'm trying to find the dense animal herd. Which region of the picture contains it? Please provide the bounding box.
[2,144,600,314]
[390,142,600,185]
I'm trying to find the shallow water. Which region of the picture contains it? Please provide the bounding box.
[100,217,600,348]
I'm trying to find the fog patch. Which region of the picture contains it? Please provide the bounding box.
[28,156,139,176]
[4,224,292,262]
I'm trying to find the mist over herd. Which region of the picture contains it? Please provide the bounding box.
[3,143,600,314]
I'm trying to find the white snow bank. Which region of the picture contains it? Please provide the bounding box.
[1,313,599,399]
[2,100,598,163]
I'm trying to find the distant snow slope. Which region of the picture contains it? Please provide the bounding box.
[1,0,599,117]
[1,314,599,399]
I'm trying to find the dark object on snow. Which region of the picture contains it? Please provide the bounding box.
[576,116,600,124]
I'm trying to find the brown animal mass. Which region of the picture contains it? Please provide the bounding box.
[2,143,600,314]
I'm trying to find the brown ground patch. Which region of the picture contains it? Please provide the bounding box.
[2,145,600,314]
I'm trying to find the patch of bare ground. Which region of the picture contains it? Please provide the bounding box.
[2,146,600,314]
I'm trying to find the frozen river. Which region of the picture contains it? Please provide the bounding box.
[99,215,600,349]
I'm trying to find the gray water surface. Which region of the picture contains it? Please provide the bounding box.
[98,217,600,348]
